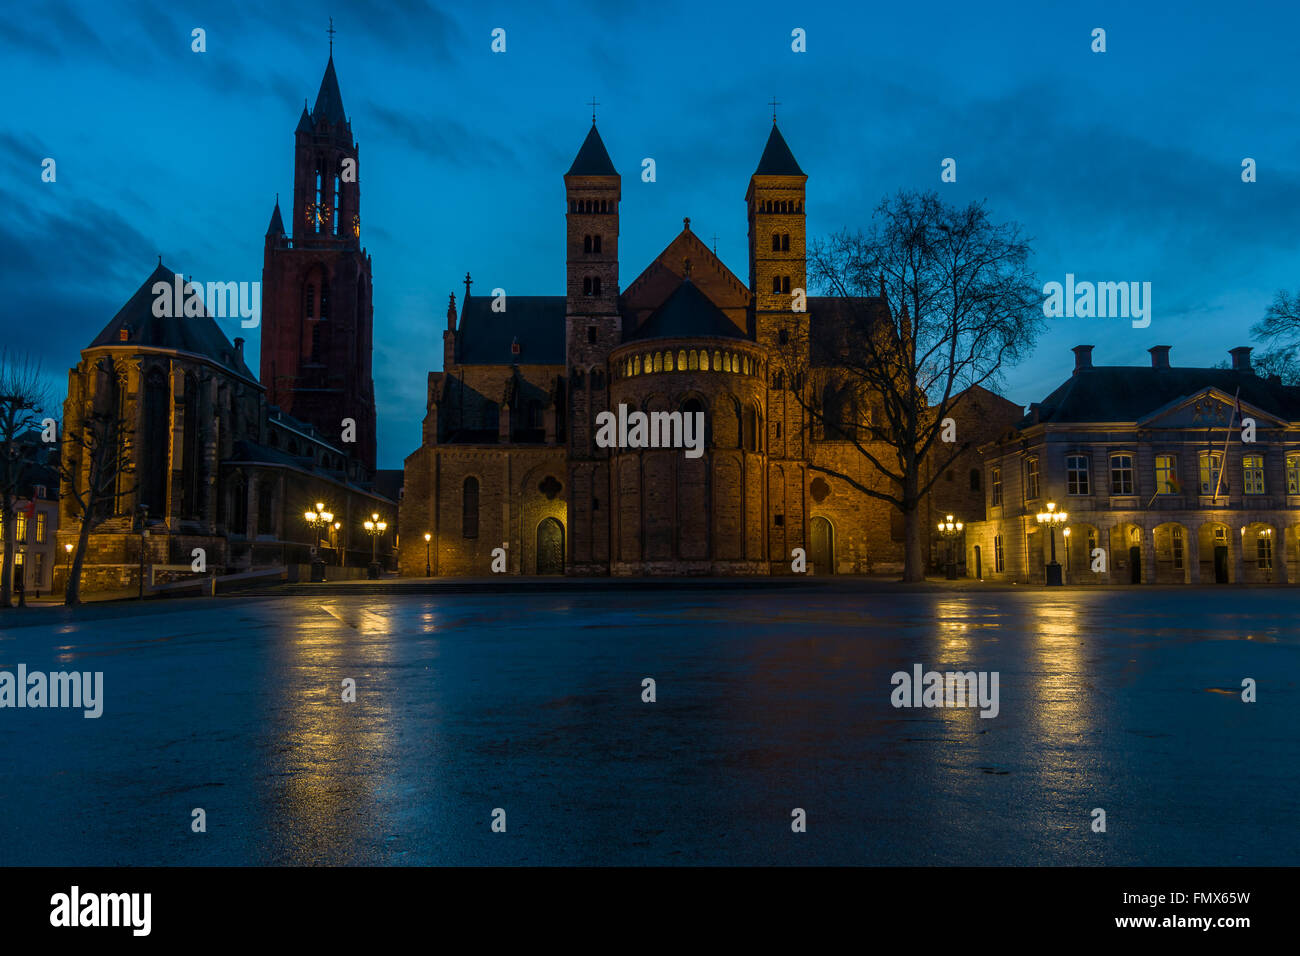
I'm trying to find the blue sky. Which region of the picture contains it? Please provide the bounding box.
[4,0,1299,467]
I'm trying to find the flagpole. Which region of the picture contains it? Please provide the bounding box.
[1212,388,1240,500]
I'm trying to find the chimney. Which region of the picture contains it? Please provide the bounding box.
[1148,345,1170,368]
[1229,346,1253,372]
[234,337,244,358]
[1071,345,1094,375]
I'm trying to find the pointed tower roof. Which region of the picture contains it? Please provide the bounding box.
[295,103,313,134]
[566,124,617,176]
[266,197,285,237]
[754,123,804,176]
[312,56,347,126]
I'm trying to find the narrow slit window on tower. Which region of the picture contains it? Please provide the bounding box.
[333,175,340,234]
[587,325,597,344]
[319,282,329,320]
[314,168,323,233]
[592,234,601,253]
[772,276,782,294]
[771,233,781,251]
[304,283,315,319]
[781,233,790,251]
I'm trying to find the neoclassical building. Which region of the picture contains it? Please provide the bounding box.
[966,344,1300,585]
[400,122,1018,576]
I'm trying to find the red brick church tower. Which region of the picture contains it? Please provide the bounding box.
[260,50,377,477]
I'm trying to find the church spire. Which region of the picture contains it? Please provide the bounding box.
[566,124,617,177]
[265,195,285,237]
[312,55,347,128]
[753,122,804,177]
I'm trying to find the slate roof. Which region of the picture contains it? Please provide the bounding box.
[312,56,347,126]
[456,294,566,365]
[624,278,747,342]
[754,123,804,177]
[89,262,256,379]
[566,124,617,176]
[1030,365,1300,425]
[266,200,285,237]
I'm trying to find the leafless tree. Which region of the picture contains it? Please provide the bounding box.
[1250,289,1300,384]
[781,191,1042,582]
[0,351,51,608]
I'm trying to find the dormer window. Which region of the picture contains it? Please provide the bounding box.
[118,326,129,342]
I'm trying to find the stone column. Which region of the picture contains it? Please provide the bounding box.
[1142,524,1157,584]
[1186,522,1201,584]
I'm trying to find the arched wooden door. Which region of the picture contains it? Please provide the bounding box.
[536,518,564,574]
[809,516,834,575]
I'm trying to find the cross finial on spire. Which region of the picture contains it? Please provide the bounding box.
[711,233,719,254]
[683,216,690,231]
[769,96,781,122]
[588,96,599,124]
[327,17,336,54]
[464,271,473,299]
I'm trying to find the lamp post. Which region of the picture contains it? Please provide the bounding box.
[304,502,334,582]
[936,514,963,580]
[423,531,432,577]
[333,521,342,567]
[1036,501,1068,586]
[1062,527,1071,582]
[363,513,387,579]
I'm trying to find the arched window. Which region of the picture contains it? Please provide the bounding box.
[743,404,758,452]
[730,353,738,372]
[653,353,663,372]
[257,480,274,534]
[689,350,699,370]
[462,477,479,538]
[593,235,601,252]
[663,352,673,372]
[713,350,722,370]
[584,235,592,253]
[304,283,315,319]
[230,476,247,535]
[634,355,641,375]
[314,167,322,233]
[771,233,781,251]
[592,368,604,390]
[141,367,169,516]
[699,351,708,371]
[181,373,201,518]
[677,349,687,370]
[319,281,329,321]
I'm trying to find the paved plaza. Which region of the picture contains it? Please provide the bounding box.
[0,587,1296,865]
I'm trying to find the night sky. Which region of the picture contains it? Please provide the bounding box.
[4,0,1298,468]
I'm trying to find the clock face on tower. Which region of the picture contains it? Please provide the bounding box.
[305,203,324,227]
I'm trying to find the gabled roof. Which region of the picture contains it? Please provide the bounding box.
[456,294,566,366]
[88,262,256,379]
[566,124,617,176]
[1029,366,1300,426]
[754,123,804,177]
[624,278,748,342]
[312,56,347,126]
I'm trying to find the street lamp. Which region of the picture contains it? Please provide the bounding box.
[936,514,963,580]
[1036,501,1069,586]
[333,521,342,567]
[423,531,432,577]
[137,504,149,600]
[363,513,387,579]
[304,502,334,582]
[1062,527,1072,581]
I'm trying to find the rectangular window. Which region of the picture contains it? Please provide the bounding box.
[1171,526,1184,570]
[1258,534,1273,570]
[1287,454,1300,494]
[1066,454,1090,495]
[15,512,26,544]
[1199,452,1223,495]
[1243,454,1265,495]
[33,552,44,584]
[991,467,1002,505]
[1155,454,1178,494]
[1110,453,1134,495]
[35,512,46,545]
[1025,456,1039,500]
[994,535,1005,572]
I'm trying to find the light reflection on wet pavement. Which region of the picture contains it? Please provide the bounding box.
[0,588,1296,865]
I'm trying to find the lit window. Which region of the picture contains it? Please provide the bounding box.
[1287,454,1300,494]
[1258,533,1273,569]
[1243,455,1265,494]
[1199,452,1223,494]
[1155,455,1179,494]
[1171,526,1184,569]
[35,512,46,544]
[991,467,1002,505]
[994,535,1004,572]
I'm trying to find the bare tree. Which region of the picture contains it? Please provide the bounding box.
[1250,289,1300,384]
[60,360,136,607]
[783,191,1042,582]
[0,351,51,608]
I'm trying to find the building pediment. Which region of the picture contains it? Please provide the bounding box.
[1137,387,1288,430]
